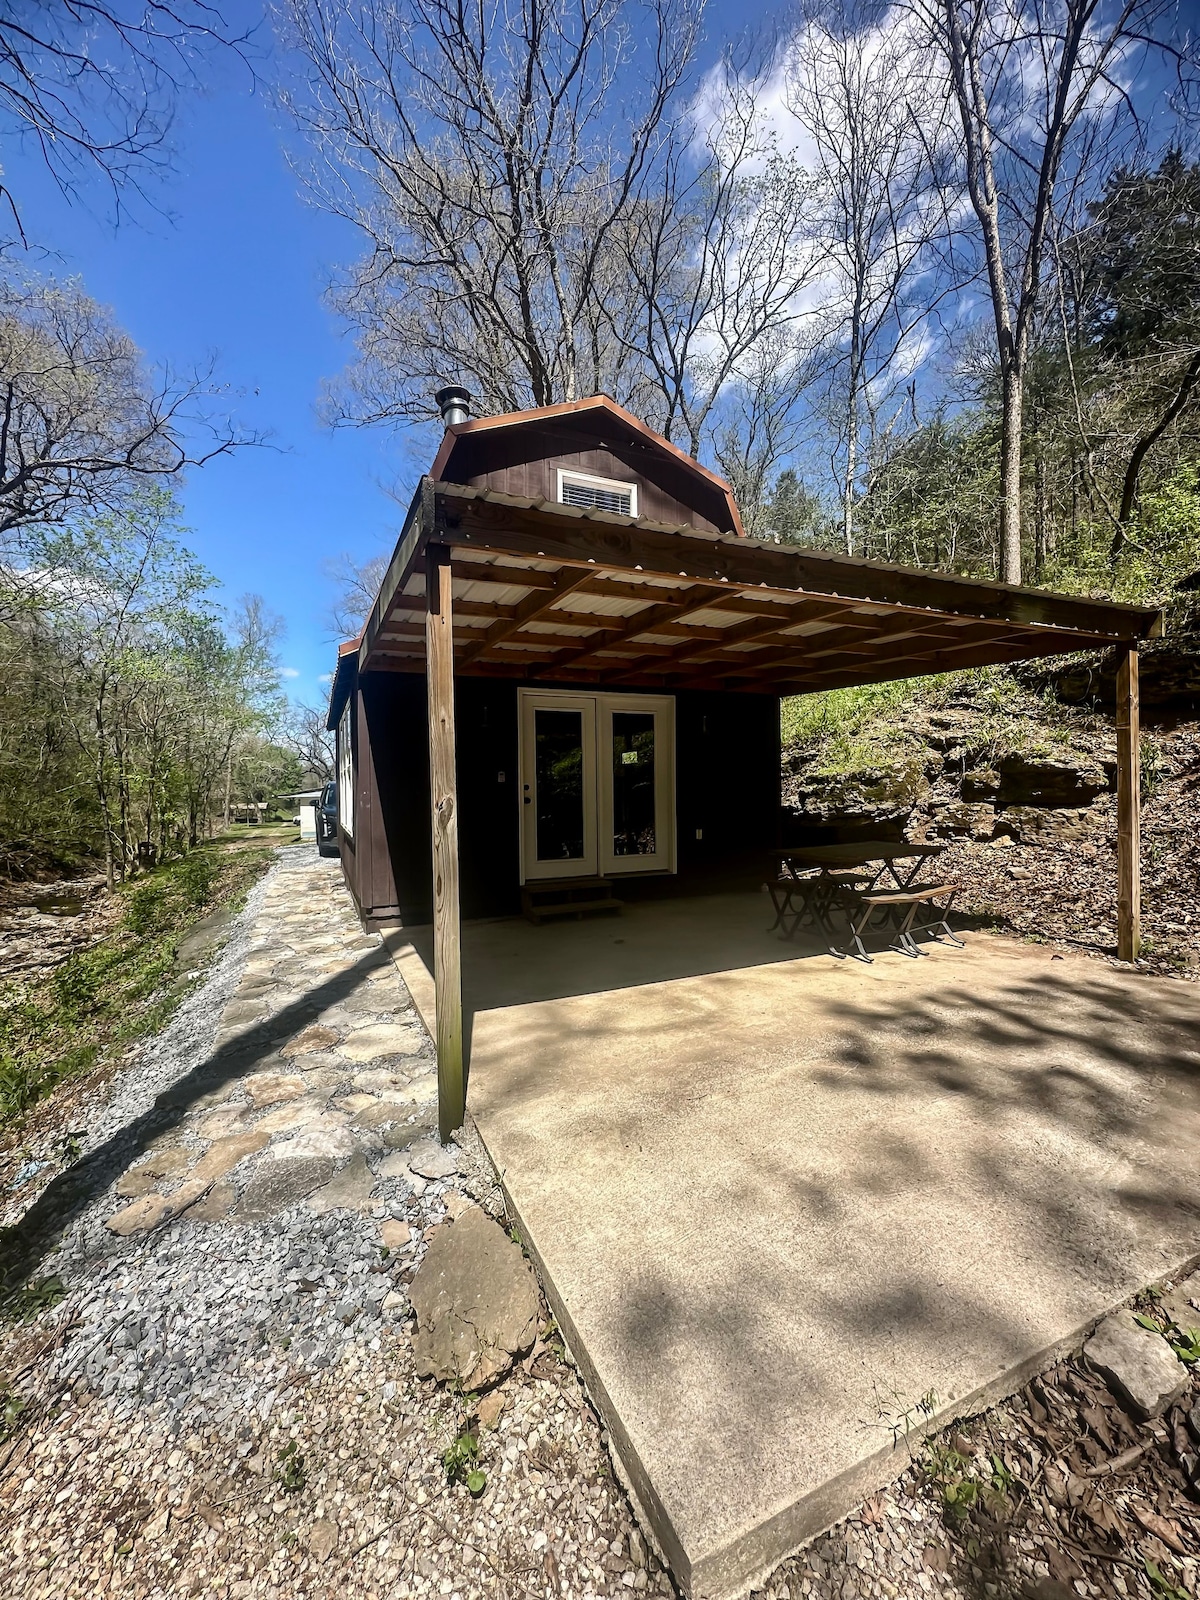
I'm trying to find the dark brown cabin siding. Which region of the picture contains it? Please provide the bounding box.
[346,672,780,927]
[437,419,735,533]
[336,679,404,925]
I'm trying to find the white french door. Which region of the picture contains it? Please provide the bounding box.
[518,691,675,883]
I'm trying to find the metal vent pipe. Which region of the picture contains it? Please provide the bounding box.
[435,385,472,426]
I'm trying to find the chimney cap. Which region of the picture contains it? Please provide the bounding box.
[435,385,472,425]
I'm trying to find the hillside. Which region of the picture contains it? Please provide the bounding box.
[781,652,1200,977]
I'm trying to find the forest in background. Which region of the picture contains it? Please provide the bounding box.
[0,273,331,884]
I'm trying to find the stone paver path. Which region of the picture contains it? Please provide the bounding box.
[0,849,667,1600]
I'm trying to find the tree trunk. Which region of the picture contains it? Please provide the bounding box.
[998,361,1024,584]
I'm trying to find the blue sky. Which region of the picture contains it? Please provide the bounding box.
[4,1,752,707]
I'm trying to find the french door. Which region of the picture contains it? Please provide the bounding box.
[518,691,675,883]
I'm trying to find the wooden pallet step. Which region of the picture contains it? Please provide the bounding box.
[526,896,624,924]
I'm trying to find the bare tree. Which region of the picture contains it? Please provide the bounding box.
[277,0,701,425]
[323,548,389,637]
[615,59,827,462]
[0,275,253,542]
[281,702,336,782]
[785,1,956,555]
[907,0,1197,584]
[0,2,251,242]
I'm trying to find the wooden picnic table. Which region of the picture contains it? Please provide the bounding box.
[767,840,957,958]
[776,840,947,890]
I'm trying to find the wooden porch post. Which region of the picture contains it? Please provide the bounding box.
[426,542,465,1140]
[1116,643,1141,964]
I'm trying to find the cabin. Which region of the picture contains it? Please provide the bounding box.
[326,390,1159,1140]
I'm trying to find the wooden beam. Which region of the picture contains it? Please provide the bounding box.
[425,543,465,1142]
[458,569,594,666]
[434,486,1161,639]
[1116,644,1141,963]
[532,584,719,675]
[448,560,559,590]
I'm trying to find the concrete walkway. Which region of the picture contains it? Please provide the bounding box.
[389,894,1200,1599]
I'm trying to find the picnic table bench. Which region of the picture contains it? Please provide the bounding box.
[766,840,962,962]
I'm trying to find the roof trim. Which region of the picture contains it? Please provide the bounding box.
[325,637,361,730]
[428,394,746,537]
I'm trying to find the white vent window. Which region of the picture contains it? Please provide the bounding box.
[557,469,638,518]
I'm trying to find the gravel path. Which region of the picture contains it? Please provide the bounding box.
[2,846,1195,1600]
[0,848,673,1600]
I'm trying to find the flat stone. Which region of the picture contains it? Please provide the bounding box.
[476,1390,506,1429]
[410,1208,540,1388]
[254,1099,326,1135]
[309,1518,338,1563]
[190,1130,270,1183]
[280,1025,341,1058]
[307,1153,376,1215]
[1160,1271,1200,1332]
[116,1145,192,1197]
[445,1192,472,1221]
[381,1221,415,1250]
[105,1177,211,1236]
[106,1193,175,1235]
[196,1109,249,1140]
[184,1182,236,1223]
[221,998,270,1027]
[351,1102,400,1131]
[114,1168,160,1199]
[352,1068,411,1093]
[341,1024,425,1063]
[332,1093,379,1115]
[244,1072,308,1107]
[275,1121,356,1161]
[234,1157,337,1222]
[376,1152,415,1182]
[408,1139,459,1180]
[1084,1310,1189,1419]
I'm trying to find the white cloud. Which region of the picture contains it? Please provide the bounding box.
[318,672,334,685]
[280,666,301,679]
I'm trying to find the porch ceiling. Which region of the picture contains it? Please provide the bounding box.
[356,480,1161,698]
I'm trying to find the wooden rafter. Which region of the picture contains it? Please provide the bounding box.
[458,568,594,667]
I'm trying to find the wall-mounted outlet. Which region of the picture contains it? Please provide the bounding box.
[497,771,506,782]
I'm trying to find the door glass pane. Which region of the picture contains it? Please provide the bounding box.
[612,712,656,856]
[534,709,585,861]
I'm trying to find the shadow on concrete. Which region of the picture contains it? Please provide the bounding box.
[0,947,391,1297]
[450,910,1200,1589]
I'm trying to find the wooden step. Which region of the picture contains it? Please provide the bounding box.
[521,877,624,924]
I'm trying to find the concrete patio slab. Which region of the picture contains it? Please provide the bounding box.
[385,895,1200,1599]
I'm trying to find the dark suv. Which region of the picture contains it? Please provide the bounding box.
[316,781,338,856]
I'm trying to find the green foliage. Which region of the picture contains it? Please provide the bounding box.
[1044,464,1200,605]
[443,1428,487,1495]
[274,1440,307,1494]
[780,667,1078,783]
[0,843,272,1130]
[0,1384,29,1443]
[924,1440,1016,1528]
[1143,1558,1195,1600]
[0,491,286,882]
[1,1275,64,1324]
